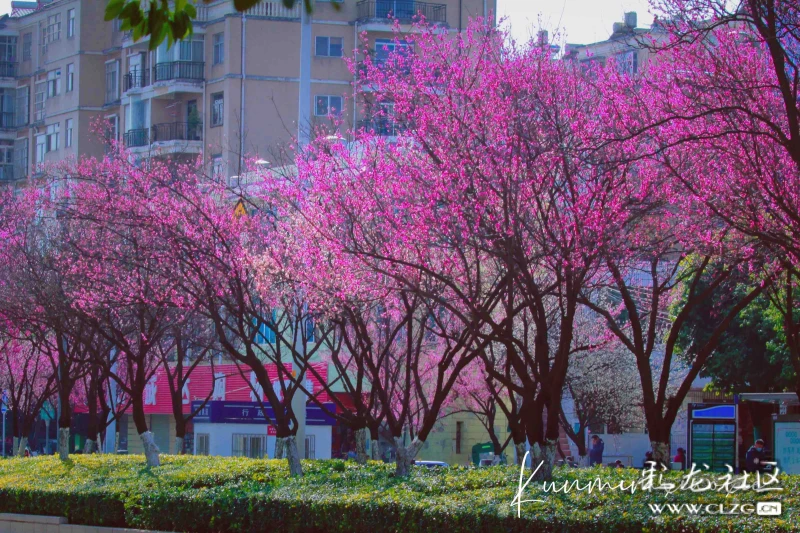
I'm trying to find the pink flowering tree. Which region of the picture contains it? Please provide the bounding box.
[290,20,657,479]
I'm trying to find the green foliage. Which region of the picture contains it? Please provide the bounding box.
[673,267,796,393]
[0,455,798,532]
[105,0,327,50]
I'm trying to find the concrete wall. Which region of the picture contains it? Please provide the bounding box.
[0,513,172,533]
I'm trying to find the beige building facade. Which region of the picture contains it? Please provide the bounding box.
[0,0,496,184]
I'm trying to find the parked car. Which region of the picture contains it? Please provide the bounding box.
[414,460,449,469]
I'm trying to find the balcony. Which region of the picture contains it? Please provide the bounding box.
[124,128,149,148]
[0,62,17,78]
[151,121,202,143]
[356,1,446,24]
[124,121,203,151]
[0,112,15,130]
[124,69,150,92]
[154,61,205,83]
[359,117,403,137]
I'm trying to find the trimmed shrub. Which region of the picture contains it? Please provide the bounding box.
[0,455,796,532]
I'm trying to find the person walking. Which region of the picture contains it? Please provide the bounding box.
[589,435,604,466]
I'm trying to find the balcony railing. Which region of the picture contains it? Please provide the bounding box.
[0,112,15,129]
[0,62,17,78]
[359,117,403,136]
[152,121,203,142]
[124,128,149,148]
[154,61,205,83]
[124,69,150,92]
[356,0,446,24]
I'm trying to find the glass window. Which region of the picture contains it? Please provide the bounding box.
[15,87,28,127]
[213,33,224,65]
[34,82,46,122]
[43,14,61,49]
[305,435,316,459]
[179,37,204,62]
[46,69,61,97]
[0,36,17,63]
[46,122,59,152]
[65,118,73,148]
[232,434,266,459]
[314,95,342,116]
[35,134,45,163]
[14,138,27,179]
[105,61,119,103]
[66,63,74,92]
[67,9,75,38]
[211,155,224,179]
[22,33,31,61]
[195,434,210,456]
[211,92,223,126]
[315,36,343,57]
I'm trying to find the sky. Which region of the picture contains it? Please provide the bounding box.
[497,0,655,46]
[0,0,656,47]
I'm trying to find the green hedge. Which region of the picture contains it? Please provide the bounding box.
[0,455,797,532]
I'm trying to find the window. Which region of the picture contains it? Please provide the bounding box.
[105,61,119,103]
[211,372,226,400]
[46,123,59,152]
[35,134,45,163]
[314,95,342,116]
[0,89,12,128]
[305,435,316,459]
[213,33,224,65]
[13,139,27,179]
[615,50,638,75]
[46,69,61,98]
[42,13,61,49]
[375,38,411,62]
[211,154,224,179]
[67,9,75,38]
[195,434,210,456]
[66,63,74,92]
[315,36,343,57]
[211,92,223,126]
[455,421,463,454]
[0,36,17,63]
[232,434,266,459]
[255,309,276,344]
[105,115,119,147]
[34,82,46,122]
[22,33,31,61]
[179,37,204,62]
[65,118,73,148]
[305,316,315,343]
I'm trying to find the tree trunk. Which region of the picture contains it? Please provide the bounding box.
[58,428,70,460]
[274,437,286,459]
[355,427,368,464]
[515,442,527,465]
[139,431,161,467]
[17,436,28,456]
[83,438,96,455]
[175,436,185,455]
[530,440,557,481]
[371,440,380,461]
[651,441,670,468]
[394,437,424,476]
[283,436,303,476]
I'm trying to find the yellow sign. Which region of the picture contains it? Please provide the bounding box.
[233,200,247,218]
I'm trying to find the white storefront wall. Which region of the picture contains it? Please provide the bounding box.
[193,422,332,459]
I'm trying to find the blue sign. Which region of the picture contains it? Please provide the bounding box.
[692,404,736,420]
[191,400,336,426]
[1,390,7,414]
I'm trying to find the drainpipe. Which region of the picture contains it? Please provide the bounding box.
[458,0,462,31]
[298,4,312,147]
[240,12,246,175]
[352,20,357,138]
[483,0,487,21]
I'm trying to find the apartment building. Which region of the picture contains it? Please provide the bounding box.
[0,0,496,184]
[563,12,663,75]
